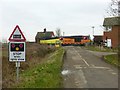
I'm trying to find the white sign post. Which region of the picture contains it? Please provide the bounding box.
[8,25,26,81]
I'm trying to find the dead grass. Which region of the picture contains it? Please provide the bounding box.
[2,42,56,88]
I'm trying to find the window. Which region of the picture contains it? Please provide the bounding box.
[105,26,112,31]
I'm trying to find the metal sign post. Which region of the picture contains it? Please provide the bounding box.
[16,61,20,81]
[8,25,26,81]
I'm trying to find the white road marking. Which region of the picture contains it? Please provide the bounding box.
[108,69,114,72]
[82,59,90,67]
[73,47,90,67]
[90,67,110,69]
[74,65,83,69]
[78,53,90,67]
[74,65,81,67]
[107,69,118,75]
[111,73,117,75]
[91,64,95,67]
[74,65,112,70]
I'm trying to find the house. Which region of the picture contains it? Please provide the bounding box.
[93,35,103,45]
[103,17,120,48]
[35,28,55,43]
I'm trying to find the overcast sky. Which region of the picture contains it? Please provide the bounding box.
[1,0,111,42]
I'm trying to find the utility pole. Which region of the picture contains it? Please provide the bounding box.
[92,26,95,36]
[63,32,65,36]
[118,1,120,16]
[91,26,95,45]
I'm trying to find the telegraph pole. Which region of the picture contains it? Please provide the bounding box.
[91,26,95,45]
[118,1,120,16]
[63,32,65,36]
[92,26,95,36]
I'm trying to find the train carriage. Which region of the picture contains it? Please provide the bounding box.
[39,35,91,46]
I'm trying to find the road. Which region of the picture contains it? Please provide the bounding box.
[62,46,118,88]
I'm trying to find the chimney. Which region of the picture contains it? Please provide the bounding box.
[44,28,46,33]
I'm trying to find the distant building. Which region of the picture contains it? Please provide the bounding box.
[93,35,103,45]
[103,17,120,48]
[35,28,55,43]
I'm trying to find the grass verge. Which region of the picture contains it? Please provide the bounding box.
[2,43,56,88]
[14,47,65,88]
[85,46,118,52]
[104,54,119,67]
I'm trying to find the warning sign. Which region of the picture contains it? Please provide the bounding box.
[9,42,25,62]
[8,25,26,42]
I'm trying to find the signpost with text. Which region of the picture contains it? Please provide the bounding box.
[9,42,25,62]
[8,25,26,81]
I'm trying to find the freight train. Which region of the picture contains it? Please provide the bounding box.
[61,36,91,46]
[40,38,61,47]
[40,36,91,46]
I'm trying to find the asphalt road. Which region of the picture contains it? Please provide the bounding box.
[62,46,118,88]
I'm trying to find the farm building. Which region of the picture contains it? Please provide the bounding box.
[103,17,120,48]
[35,28,55,43]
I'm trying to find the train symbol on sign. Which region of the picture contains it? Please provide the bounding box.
[11,43,24,52]
[9,42,25,62]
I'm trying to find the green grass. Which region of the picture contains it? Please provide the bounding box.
[86,46,118,52]
[104,54,119,67]
[14,47,65,88]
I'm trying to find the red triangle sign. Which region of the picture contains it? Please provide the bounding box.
[9,25,26,42]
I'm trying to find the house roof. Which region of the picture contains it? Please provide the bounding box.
[103,17,120,26]
[35,31,54,39]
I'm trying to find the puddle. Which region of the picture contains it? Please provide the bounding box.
[61,70,70,75]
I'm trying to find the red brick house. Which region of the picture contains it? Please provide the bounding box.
[103,17,120,48]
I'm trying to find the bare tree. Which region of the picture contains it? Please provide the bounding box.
[55,28,61,37]
[106,0,120,17]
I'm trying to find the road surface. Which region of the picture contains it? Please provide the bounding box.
[62,46,118,88]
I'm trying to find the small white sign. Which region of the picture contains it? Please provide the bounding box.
[107,39,112,47]
[9,42,25,62]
